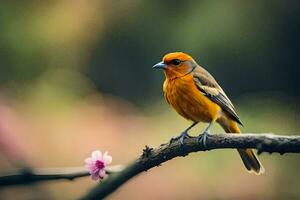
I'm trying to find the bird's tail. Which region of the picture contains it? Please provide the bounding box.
[219,119,265,175]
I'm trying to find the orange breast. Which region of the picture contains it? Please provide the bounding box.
[163,75,221,122]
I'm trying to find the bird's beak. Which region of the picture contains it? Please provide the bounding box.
[152,61,167,70]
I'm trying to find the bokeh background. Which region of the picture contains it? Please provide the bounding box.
[0,1,299,199]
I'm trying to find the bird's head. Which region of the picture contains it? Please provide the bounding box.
[152,52,197,79]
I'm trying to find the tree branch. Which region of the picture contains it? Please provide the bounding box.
[0,165,123,187]
[81,133,300,200]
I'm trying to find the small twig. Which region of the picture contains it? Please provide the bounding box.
[0,165,123,187]
[81,133,300,200]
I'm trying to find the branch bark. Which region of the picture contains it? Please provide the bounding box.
[81,133,300,200]
[0,166,123,187]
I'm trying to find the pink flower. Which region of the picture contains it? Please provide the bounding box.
[85,150,112,181]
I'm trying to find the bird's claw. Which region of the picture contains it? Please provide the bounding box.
[170,131,191,146]
[198,131,210,147]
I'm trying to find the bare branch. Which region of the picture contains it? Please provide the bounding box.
[0,165,123,187]
[81,133,300,200]
[1,133,299,198]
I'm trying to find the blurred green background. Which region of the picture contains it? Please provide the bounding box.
[0,1,299,199]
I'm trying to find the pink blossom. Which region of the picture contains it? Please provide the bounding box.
[85,150,112,181]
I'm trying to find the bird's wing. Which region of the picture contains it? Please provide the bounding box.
[192,66,243,125]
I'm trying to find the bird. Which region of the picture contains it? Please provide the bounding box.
[152,52,264,174]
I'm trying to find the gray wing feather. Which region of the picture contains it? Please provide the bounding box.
[193,66,243,125]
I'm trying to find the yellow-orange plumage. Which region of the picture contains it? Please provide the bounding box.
[154,52,264,174]
[163,74,221,123]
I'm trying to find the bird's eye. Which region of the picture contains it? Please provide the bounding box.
[171,59,181,66]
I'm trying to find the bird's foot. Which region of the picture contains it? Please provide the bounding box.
[170,131,191,146]
[198,131,210,147]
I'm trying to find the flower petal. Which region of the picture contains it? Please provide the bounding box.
[103,152,112,165]
[85,158,96,172]
[85,164,92,172]
[99,169,106,179]
[91,150,102,161]
[91,173,99,181]
[85,158,93,165]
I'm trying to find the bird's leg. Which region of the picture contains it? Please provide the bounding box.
[170,122,198,145]
[198,122,213,147]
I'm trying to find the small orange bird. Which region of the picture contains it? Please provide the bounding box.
[153,52,264,174]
